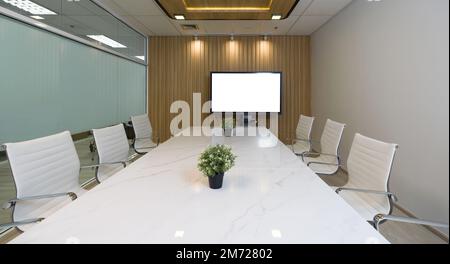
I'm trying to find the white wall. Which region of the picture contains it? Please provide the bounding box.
[311,0,449,235]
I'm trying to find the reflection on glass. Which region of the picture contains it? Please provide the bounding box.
[0,0,146,62]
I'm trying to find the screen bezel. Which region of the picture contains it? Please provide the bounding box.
[210,71,283,114]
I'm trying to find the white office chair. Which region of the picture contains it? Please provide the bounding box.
[91,124,130,183]
[335,133,398,225]
[287,115,315,155]
[1,131,86,231]
[301,119,346,175]
[130,114,159,154]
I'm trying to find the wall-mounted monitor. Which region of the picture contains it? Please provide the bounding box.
[211,72,282,113]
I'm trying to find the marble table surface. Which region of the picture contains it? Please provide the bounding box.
[10,127,388,244]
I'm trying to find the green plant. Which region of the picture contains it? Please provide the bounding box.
[198,144,237,177]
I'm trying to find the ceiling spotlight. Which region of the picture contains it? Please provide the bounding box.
[230,35,234,41]
[194,35,199,41]
[263,35,268,41]
[271,14,282,20]
[174,14,185,20]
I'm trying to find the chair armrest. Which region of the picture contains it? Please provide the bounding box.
[3,192,77,209]
[297,151,341,162]
[295,138,320,144]
[373,214,449,231]
[135,135,160,146]
[335,187,398,202]
[80,161,127,170]
[301,152,338,158]
[307,161,342,167]
[293,138,311,144]
[0,218,45,229]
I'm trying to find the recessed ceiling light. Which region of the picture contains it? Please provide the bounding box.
[174,14,185,20]
[272,229,282,238]
[174,230,185,238]
[2,0,57,15]
[86,35,127,48]
[135,56,145,60]
[271,15,282,20]
[30,15,44,20]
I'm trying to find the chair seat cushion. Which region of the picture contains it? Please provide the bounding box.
[97,164,126,183]
[287,140,310,155]
[134,138,157,153]
[303,155,339,175]
[338,186,391,221]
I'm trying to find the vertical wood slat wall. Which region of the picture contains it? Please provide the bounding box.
[148,36,311,143]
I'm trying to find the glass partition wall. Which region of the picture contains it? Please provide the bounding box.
[0,0,147,63]
[0,0,147,234]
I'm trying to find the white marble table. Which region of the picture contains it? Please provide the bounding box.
[10,127,388,244]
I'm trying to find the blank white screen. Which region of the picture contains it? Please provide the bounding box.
[211,73,281,112]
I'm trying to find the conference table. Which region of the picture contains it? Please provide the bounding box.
[10,127,388,244]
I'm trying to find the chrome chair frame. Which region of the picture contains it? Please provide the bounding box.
[132,135,160,155]
[0,218,44,230]
[334,144,399,227]
[373,214,449,231]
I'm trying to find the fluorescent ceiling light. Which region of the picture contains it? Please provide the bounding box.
[135,56,145,60]
[2,0,57,15]
[30,15,44,20]
[271,14,282,20]
[34,22,47,28]
[86,35,127,48]
[174,14,185,20]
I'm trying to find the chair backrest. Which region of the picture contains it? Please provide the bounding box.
[347,134,398,210]
[320,119,346,155]
[92,124,129,182]
[131,114,152,140]
[296,115,314,140]
[4,131,80,222]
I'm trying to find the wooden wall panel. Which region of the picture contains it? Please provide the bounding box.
[148,36,311,143]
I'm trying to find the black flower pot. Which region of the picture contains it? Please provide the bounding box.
[208,173,224,189]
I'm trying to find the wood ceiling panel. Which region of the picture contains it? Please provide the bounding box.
[155,0,299,20]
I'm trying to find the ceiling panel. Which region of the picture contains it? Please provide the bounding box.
[109,0,163,16]
[287,15,330,35]
[290,0,313,16]
[95,0,129,16]
[135,16,180,35]
[303,0,352,16]
[93,0,354,36]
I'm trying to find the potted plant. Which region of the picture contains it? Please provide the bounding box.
[198,144,237,189]
[222,118,236,137]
